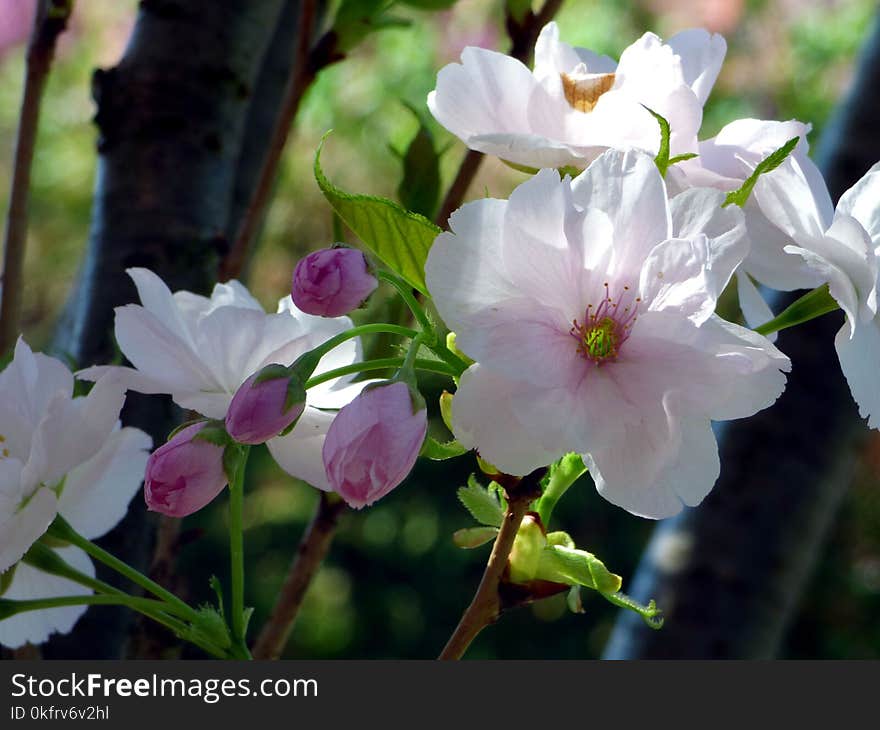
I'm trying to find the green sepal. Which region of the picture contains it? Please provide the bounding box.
[0,564,17,597]
[284,375,307,415]
[252,363,293,385]
[182,606,232,651]
[167,417,209,441]
[534,544,623,594]
[315,133,440,295]
[546,531,575,549]
[421,436,468,460]
[453,526,499,549]
[754,283,838,337]
[668,152,698,165]
[723,136,800,208]
[444,333,474,367]
[501,159,540,175]
[457,474,505,527]
[192,420,232,449]
[476,455,500,476]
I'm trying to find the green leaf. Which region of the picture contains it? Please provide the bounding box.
[332,0,410,52]
[421,435,468,460]
[457,475,504,527]
[397,111,441,219]
[535,453,586,526]
[183,606,232,651]
[315,133,440,295]
[535,545,623,594]
[643,105,672,177]
[601,592,664,629]
[754,283,838,337]
[398,0,460,14]
[723,136,800,208]
[453,526,499,549]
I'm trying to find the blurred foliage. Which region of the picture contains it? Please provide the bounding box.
[2,0,879,658]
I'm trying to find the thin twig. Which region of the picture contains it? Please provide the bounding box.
[0,0,74,353]
[219,0,343,281]
[251,492,346,660]
[438,469,545,660]
[433,0,565,229]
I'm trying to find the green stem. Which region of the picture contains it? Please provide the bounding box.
[754,284,839,337]
[377,270,433,334]
[312,323,418,359]
[47,516,198,623]
[228,446,250,657]
[1,594,175,616]
[305,357,456,389]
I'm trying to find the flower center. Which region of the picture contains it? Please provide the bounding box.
[560,70,616,113]
[570,283,640,365]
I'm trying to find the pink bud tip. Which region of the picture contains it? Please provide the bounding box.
[291,247,378,317]
[322,382,427,509]
[225,369,306,445]
[144,422,228,518]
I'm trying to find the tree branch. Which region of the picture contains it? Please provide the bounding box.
[252,492,346,659]
[0,0,73,354]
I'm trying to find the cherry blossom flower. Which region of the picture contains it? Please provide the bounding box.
[425,150,790,518]
[666,118,827,330]
[0,339,151,648]
[428,21,725,170]
[78,268,371,490]
[755,159,880,427]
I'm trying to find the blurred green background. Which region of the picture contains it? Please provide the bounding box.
[2,0,880,658]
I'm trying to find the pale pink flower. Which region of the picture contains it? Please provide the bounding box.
[322,383,427,509]
[428,21,725,170]
[756,159,880,427]
[425,150,790,518]
[291,247,378,317]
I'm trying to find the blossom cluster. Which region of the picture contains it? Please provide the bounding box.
[2,19,879,652]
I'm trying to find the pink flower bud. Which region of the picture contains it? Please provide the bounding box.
[291,247,378,317]
[225,367,306,445]
[144,422,228,517]
[322,382,427,509]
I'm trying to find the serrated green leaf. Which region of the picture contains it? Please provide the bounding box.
[601,592,664,629]
[183,606,232,650]
[535,545,623,594]
[315,133,440,295]
[457,475,504,527]
[398,111,441,218]
[643,105,671,177]
[723,136,800,208]
[453,526,499,549]
[421,435,468,460]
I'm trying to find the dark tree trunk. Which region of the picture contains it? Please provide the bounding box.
[43,0,300,659]
[603,15,880,659]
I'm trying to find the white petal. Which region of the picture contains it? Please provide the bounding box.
[452,365,564,475]
[533,21,617,79]
[267,407,335,490]
[735,272,778,343]
[0,546,94,649]
[836,317,880,429]
[666,29,726,105]
[836,161,880,247]
[0,484,57,573]
[113,304,220,394]
[466,133,589,170]
[753,155,834,241]
[207,279,264,312]
[58,427,152,540]
[572,148,672,282]
[127,268,197,348]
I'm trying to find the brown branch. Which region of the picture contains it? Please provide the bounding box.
[438,469,545,660]
[219,0,344,281]
[433,0,565,229]
[0,0,73,354]
[251,491,346,659]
